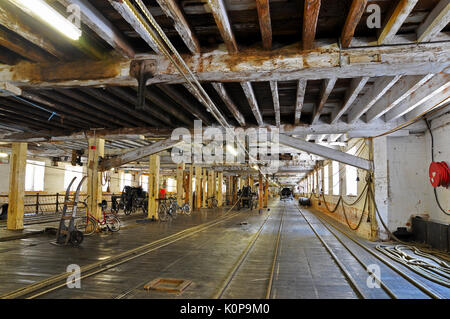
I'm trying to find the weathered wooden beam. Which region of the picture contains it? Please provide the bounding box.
[0,27,52,63]
[278,134,372,171]
[378,0,419,44]
[270,81,280,127]
[347,76,401,124]
[108,0,162,54]
[155,0,200,54]
[100,138,183,171]
[148,154,160,219]
[294,79,307,125]
[208,0,238,53]
[416,0,450,42]
[331,76,369,124]
[365,74,434,122]
[211,82,246,126]
[7,142,27,230]
[341,0,368,48]
[58,0,135,58]
[241,81,263,126]
[256,0,272,49]
[312,78,336,124]
[87,138,104,219]
[303,0,321,50]
[404,90,450,121]
[385,74,450,122]
[3,41,450,88]
[0,2,65,60]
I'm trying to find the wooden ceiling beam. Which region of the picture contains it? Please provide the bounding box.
[416,0,450,42]
[270,81,280,127]
[312,78,336,124]
[366,74,434,122]
[256,0,272,50]
[155,0,200,54]
[331,77,369,124]
[302,0,321,50]
[241,81,263,126]
[2,41,449,88]
[58,0,135,58]
[341,0,368,48]
[211,83,246,126]
[294,79,307,125]
[347,76,401,124]
[378,0,419,44]
[208,0,238,53]
[385,74,450,122]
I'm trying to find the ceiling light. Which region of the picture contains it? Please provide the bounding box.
[10,0,82,40]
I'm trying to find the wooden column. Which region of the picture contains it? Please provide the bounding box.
[7,142,27,230]
[176,162,185,207]
[207,170,214,207]
[225,175,230,205]
[258,174,263,209]
[202,168,207,208]
[217,172,223,207]
[264,179,269,208]
[148,154,160,219]
[232,176,237,204]
[249,175,254,191]
[195,166,201,210]
[188,165,193,210]
[87,138,104,219]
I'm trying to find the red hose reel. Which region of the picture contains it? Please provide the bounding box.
[429,161,450,188]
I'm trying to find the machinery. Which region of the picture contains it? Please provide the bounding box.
[237,186,257,210]
[112,186,148,215]
[280,187,294,200]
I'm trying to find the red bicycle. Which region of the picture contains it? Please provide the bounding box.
[75,197,120,235]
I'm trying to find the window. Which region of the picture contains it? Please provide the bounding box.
[318,169,322,193]
[332,161,340,195]
[167,178,176,192]
[324,165,329,195]
[346,166,357,196]
[64,165,83,192]
[140,175,148,191]
[25,160,45,191]
[120,173,133,190]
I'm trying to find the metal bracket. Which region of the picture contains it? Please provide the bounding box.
[130,60,154,111]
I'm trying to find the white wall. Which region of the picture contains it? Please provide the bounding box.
[0,163,10,193]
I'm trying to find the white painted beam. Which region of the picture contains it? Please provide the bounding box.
[312,78,337,124]
[417,0,450,42]
[211,82,246,126]
[241,81,263,126]
[366,74,434,122]
[385,74,450,121]
[331,76,369,124]
[347,76,401,124]
[270,81,280,127]
[294,79,307,125]
[279,134,372,171]
[208,0,238,53]
[404,90,450,121]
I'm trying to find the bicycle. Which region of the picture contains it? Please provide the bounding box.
[206,196,218,208]
[75,197,121,235]
[156,198,176,222]
[168,196,191,216]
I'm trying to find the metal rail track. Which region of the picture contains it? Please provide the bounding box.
[0,210,242,299]
[296,204,445,299]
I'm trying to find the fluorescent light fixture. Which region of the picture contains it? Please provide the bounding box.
[0,153,8,158]
[226,144,238,157]
[10,0,82,40]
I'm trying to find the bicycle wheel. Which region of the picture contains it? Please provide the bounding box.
[158,203,169,222]
[75,216,97,236]
[183,204,191,215]
[106,215,120,232]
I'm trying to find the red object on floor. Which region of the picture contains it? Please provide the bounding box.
[159,188,166,198]
[429,161,450,188]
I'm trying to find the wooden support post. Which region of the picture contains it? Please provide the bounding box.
[258,174,263,209]
[148,154,160,220]
[264,180,269,208]
[217,172,223,207]
[202,168,207,208]
[195,166,201,210]
[207,170,214,207]
[176,162,185,207]
[188,165,193,210]
[87,138,104,220]
[249,175,254,191]
[225,175,230,205]
[7,142,27,230]
[232,176,237,205]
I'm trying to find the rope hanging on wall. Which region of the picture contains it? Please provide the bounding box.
[429,161,450,188]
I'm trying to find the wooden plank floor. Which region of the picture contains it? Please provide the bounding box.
[0,200,448,299]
